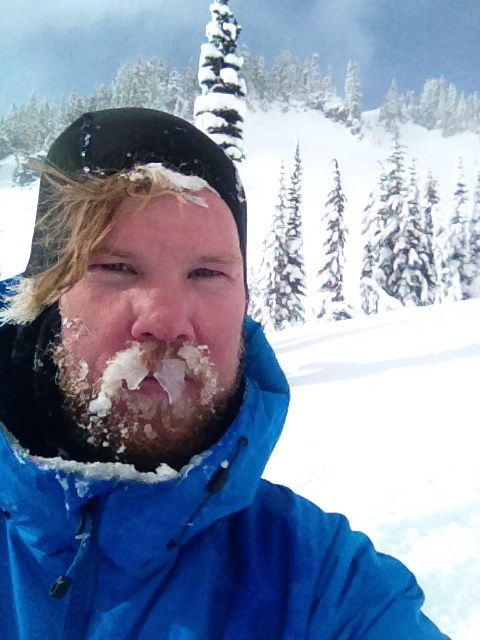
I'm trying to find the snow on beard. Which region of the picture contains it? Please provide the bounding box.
[53,340,225,467]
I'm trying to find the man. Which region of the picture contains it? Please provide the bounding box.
[0,108,449,639]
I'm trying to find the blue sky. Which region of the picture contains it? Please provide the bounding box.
[2,0,479,114]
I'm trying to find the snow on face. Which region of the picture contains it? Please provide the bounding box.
[87,341,217,418]
[53,336,236,472]
[56,190,246,471]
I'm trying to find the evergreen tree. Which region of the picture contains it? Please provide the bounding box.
[176,59,199,121]
[427,175,454,304]
[0,118,10,160]
[246,266,264,323]
[420,173,440,302]
[379,135,406,303]
[303,53,322,110]
[270,52,297,111]
[416,78,443,129]
[361,136,406,312]
[344,60,362,134]
[379,79,403,132]
[391,161,436,306]
[62,91,89,128]
[440,83,458,135]
[194,0,246,162]
[317,159,352,320]
[284,143,306,325]
[360,169,388,314]
[260,161,291,330]
[90,84,114,112]
[469,163,480,297]
[444,158,470,300]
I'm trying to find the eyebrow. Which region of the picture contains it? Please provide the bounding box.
[195,254,243,265]
[93,246,242,265]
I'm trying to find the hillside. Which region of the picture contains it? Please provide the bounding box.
[241,108,480,309]
[266,298,480,640]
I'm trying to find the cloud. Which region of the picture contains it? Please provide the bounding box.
[3,0,204,34]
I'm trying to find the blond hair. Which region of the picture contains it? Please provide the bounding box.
[0,163,213,325]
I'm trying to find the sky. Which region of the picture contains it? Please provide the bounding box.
[1,1,479,114]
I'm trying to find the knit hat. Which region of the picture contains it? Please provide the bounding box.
[26,107,247,279]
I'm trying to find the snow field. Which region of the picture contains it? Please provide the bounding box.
[265,299,480,640]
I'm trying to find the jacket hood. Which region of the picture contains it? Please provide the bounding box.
[0,316,289,572]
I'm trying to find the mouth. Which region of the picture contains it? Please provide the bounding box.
[136,375,169,398]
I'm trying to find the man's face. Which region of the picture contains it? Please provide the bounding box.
[57,189,246,470]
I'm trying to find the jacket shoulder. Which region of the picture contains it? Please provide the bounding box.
[242,480,450,639]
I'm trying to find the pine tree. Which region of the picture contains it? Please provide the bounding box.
[379,135,406,303]
[469,163,480,297]
[344,61,362,135]
[194,0,246,162]
[391,161,436,306]
[360,169,388,314]
[361,136,406,312]
[284,143,306,324]
[420,173,440,302]
[260,161,291,330]
[246,266,264,323]
[427,174,454,304]
[176,59,199,121]
[379,79,403,132]
[270,52,297,111]
[445,158,471,299]
[317,159,352,320]
[303,53,322,110]
[416,78,443,129]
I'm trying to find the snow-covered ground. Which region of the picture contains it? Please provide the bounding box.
[266,300,480,640]
[1,111,479,638]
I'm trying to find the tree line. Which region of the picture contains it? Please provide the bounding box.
[250,137,480,330]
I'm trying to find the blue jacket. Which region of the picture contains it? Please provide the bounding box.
[0,316,449,639]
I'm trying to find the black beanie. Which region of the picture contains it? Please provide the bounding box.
[26,107,247,279]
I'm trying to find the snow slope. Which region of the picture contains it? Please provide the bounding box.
[266,299,480,640]
[241,109,480,311]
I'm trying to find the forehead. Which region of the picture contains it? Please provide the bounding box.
[103,189,241,256]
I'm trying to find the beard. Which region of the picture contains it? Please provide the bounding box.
[51,339,244,472]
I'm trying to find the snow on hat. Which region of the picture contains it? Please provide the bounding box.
[27,107,247,278]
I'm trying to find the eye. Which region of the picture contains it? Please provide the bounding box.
[189,267,224,279]
[89,263,137,275]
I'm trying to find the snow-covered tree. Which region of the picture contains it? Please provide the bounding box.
[194,0,246,162]
[379,79,403,132]
[444,158,470,300]
[427,174,454,304]
[270,52,297,110]
[284,143,306,324]
[361,135,406,312]
[176,59,199,121]
[416,78,443,129]
[419,173,440,302]
[469,163,480,297]
[391,161,437,306]
[317,159,352,320]
[378,135,407,303]
[344,61,362,134]
[259,161,291,330]
[360,170,388,314]
[303,53,322,110]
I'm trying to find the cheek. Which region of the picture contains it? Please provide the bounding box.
[59,288,132,378]
[202,293,245,385]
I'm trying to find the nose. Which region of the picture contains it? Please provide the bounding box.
[129,286,196,344]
